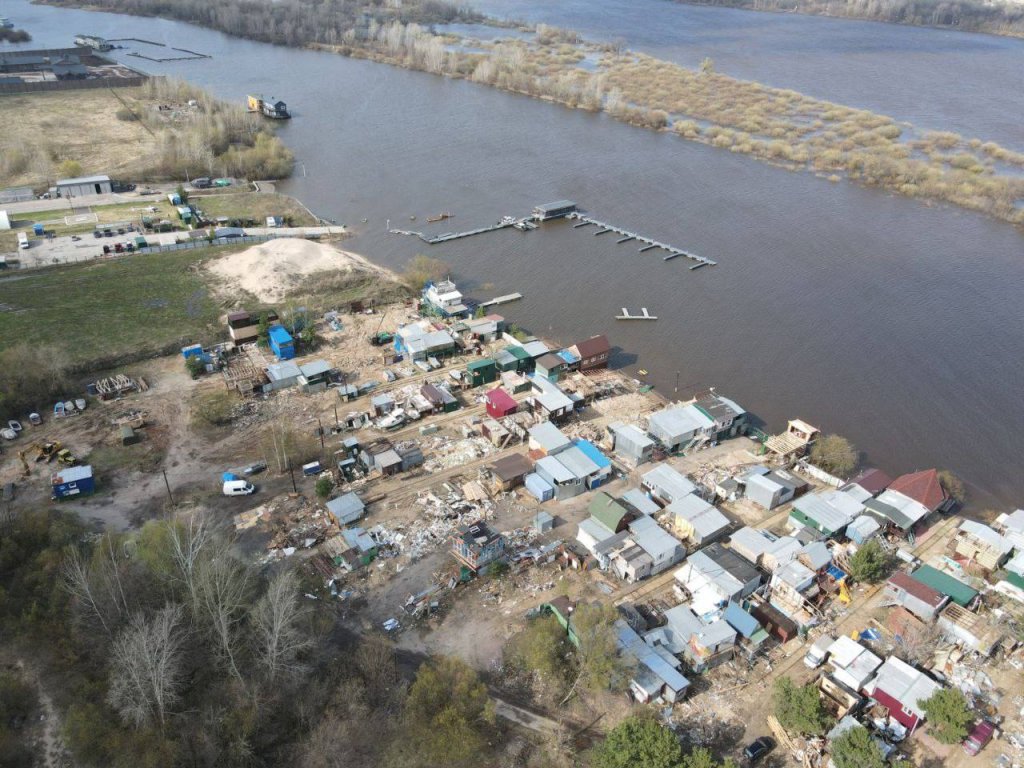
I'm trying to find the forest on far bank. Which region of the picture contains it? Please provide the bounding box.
[669,0,1024,38]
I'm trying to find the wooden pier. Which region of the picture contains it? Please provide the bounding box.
[567,212,716,267]
[616,308,658,321]
[390,217,533,244]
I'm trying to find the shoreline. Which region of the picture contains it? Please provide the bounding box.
[663,0,1024,42]
[32,0,1024,232]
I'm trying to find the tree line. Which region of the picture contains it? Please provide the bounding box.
[670,0,1024,38]
[0,507,504,767]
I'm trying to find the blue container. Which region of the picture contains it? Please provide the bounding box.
[33,223,44,235]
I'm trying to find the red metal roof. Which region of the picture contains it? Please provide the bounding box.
[851,468,893,495]
[888,469,946,512]
[485,387,517,411]
[887,570,945,608]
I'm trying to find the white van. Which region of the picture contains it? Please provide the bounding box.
[222,479,256,496]
[803,634,835,668]
[17,232,29,249]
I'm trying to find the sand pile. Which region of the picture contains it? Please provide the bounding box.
[207,238,389,302]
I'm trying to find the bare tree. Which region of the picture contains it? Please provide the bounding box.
[196,552,251,685]
[250,570,309,684]
[61,537,133,636]
[61,547,112,637]
[166,510,213,609]
[107,604,187,728]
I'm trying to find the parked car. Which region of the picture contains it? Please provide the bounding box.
[743,737,773,763]
[962,721,995,756]
[222,480,256,496]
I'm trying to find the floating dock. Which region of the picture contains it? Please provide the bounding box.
[616,308,658,321]
[479,293,523,308]
[390,215,534,244]
[567,212,716,267]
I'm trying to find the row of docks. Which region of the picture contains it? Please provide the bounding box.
[567,212,716,269]
[388,201,717,270]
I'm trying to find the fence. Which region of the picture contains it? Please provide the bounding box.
[2,234,284,271]
[0,75,149,95]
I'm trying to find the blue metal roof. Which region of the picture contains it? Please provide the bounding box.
[724,601,761,639]
[574,440,611,469]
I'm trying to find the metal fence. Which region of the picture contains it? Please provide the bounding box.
[3,234,282,271]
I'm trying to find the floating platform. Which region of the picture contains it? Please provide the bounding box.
[567,212,716,267]
[616,307,658,321]
[479,293,523,308]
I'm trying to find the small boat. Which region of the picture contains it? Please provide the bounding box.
[8,420,22,432]
[638,369,649,376]
[54,402,66,418]
[0,428,16,440]
[427,212,452,223]
[28,413,41,426]
[74,398,87,411]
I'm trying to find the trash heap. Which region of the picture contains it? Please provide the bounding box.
[422,436,494,472]
[367,484,496,562]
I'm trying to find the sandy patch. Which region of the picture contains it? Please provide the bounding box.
[207,238,388,302]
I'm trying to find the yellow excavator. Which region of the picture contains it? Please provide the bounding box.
[30,441,77,465]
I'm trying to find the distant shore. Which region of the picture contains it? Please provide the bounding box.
[664,0,1024,40]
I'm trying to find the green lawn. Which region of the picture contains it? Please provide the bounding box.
[0,250,226,365]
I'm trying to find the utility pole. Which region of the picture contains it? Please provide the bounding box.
[317,417,325,451]
[675,370,680,394]
[161,469,175,506]
[334,404,339,428]
[287,463,297,494]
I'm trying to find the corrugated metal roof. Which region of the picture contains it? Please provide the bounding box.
[621,488,660,516]
[632,524,683,561]
[642,464,697,500]
[669,494,729,539]
[536,455,575,484]
[868,657,940,718]
[727,526,778,563]
[615,620,690,694]
[888,571,945,608]
[911,565,977,607]
[648,404,713,441]
[724,601,761,639]
[555,446,600,479]
[326,492,365,523]
[529,421,571,452]
[56,174,111,185]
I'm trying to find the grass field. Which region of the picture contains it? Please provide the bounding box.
[0,249,224,365]
[0,88,158,188]
[191,190,317,226]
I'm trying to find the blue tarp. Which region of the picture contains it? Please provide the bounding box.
[859,628,882,642]
[222,472,239,482]
[826,564,848,582]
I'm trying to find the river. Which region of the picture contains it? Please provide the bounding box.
[3,0,1023,508]
[471,0,1024,151]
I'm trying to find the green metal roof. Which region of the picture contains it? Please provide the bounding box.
[911,565,977,607]
[466,358,496,371]
[588,492,628,533]
[505,345,530,360]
